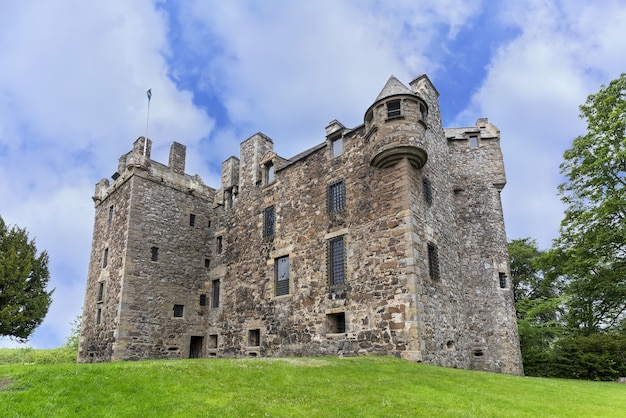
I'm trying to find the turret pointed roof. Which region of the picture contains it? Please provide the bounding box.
[374,76,413,102]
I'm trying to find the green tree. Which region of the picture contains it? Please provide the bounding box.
[508,238,563,375]
[0,215,53,341]
[556,73,626,334]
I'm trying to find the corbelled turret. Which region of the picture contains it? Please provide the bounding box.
[365,76,429,169]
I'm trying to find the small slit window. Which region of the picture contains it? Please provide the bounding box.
[151,247,159,262]
[97,282,104,302]
[212,279,220,308]
[419,103,427,121]
[173,304,184,318]
[108,205,114,224]
[205,258,210,269]
[102,248,109,268]
[499,272,507,289]
[387,100,401,118]
[423,177,433,206]
[427,242,440,280]
[216,236,223,254]
[199,294,207,306]
[96,308,102,325]
[189,213,196,227]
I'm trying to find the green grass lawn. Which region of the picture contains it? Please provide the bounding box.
[1,354,625,417]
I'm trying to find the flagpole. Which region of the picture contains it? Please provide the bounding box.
[144,89,152,156]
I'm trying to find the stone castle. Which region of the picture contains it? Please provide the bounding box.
[78,74,523,374]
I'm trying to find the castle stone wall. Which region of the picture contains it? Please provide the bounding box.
[79,75,523,374]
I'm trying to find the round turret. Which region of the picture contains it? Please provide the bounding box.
[365,76,429,169]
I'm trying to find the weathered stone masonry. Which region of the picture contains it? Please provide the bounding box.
[79,74,523,375]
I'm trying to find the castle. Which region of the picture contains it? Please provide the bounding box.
[78,75,523,375]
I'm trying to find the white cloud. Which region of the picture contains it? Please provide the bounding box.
[457,0,626,248]
[0,0,214,347]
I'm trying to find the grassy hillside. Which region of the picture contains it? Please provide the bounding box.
[1,354,625,417]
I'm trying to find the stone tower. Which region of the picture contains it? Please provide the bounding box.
[79,74,523,375]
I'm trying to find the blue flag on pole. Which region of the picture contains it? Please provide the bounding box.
[146,89,152,101]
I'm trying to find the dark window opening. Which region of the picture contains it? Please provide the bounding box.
[108,205,114,224]
[151,247,159,262]
[216,236,223,254]
[266,162,275,184]
[328,236,345,285]
[211,279,220,308]
[275,255,290,296]
[423,177,433,206]
[97,282,104,302]
[249,329,260,346]
[96,308,102,325]
[173,304,184,318]
[387,100,401,118]
[332,137,343,158]
[189,213,196,227]
[419,103,427,121]
[205,258,210,269]
[263,206,275,238]
[473,349,484,357]
[199,294,207,306]
[427,242,440,280]
[208,220,212,228]
[327,180,345,213]
[499,272,507,289]
[327,312,346,333]
[102,248,109,268]
[209,334,218,349]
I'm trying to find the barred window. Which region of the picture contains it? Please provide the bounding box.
[199,294,207,306]
[387,100,401,118]
[173,304,184,318]
[327,180,345,213]
[427,242,440,280]
[263,206,275,238]
[212,279,220,308]
[423,177,433,206]
[189,213,196,227]
[328,236,345,285]
[275,256,290,296]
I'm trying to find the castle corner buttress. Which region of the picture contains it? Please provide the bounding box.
[78,75,524,375]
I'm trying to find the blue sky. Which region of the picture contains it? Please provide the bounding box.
[1,0,625,348]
